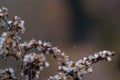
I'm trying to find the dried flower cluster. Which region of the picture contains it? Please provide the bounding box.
[0,67,17,80]
[0,7,114,80]
[48,50,114,80]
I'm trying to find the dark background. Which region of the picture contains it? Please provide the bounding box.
[0,0,120,80]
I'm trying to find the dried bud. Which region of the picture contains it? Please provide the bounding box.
[0,67,17,80]
[0,7,8,17]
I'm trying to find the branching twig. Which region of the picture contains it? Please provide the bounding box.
[0,7,114,80]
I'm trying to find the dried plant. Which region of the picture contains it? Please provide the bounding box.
[0,7,114,80]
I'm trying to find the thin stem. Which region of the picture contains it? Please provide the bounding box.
[1,16,11,31]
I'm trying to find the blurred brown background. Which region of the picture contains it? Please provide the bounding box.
[0,0,120,80]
